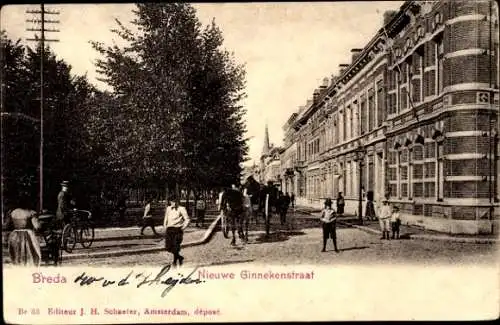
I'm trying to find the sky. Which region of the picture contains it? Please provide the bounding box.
[1,2,403,166]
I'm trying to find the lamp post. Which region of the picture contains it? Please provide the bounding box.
[354,140,366,225]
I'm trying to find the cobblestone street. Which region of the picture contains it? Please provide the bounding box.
[62,211,498,267]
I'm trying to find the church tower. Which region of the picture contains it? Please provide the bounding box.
[261,123,270,158]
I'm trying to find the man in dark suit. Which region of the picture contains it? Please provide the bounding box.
[56,181,74,224]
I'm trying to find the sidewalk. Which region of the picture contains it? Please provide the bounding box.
[295,205,499,244]
[2,215,222,264]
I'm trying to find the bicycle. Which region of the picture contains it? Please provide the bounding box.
[35,213,63,265]
[61,209,95,253]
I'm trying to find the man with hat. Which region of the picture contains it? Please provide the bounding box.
[56,181,74,225]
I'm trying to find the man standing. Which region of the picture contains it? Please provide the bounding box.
[56,181,73,224]
[336,192,345,216]
[195,195,206,228]
[290,193,295,209]
[163,196,190,267]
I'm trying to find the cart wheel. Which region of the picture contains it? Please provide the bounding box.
[62,224,77,253]
[80,224,95,248]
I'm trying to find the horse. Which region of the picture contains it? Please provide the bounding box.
[242,176,264,225]
[220,187,247,246]
[259,182,279,229]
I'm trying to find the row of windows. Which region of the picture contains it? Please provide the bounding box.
[388,141,444,199]
[297,36,447,161]
[301,82,385,162]
[387,34,444,116]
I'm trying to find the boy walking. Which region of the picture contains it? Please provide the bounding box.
[320,198,339,253]
[378,199,392,240]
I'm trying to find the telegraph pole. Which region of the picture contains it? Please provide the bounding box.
[26,4,60,212]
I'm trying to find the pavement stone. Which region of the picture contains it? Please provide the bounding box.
[295,205,499,243]
[342,219,499,244]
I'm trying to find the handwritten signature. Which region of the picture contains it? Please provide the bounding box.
[73,265,204,297]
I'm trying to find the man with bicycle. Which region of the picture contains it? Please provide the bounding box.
[56,181,76,227]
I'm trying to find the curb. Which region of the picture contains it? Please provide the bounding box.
[348,224,498,244]
[62,215,222,261]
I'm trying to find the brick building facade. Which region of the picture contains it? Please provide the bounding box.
[281,0,499,234]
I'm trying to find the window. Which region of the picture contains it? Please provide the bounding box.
[401,87,408,110]
[401,62,408,84]
[376,80,384,127]
[346,106,351,140]
[388,149,398,198]
[412,145,424,198]
[333,115,338,144]
[347,161,352,197]
[437,142,444,201]
[341,110,346,142]
[395,70,401,113]
[368,160,375,192]
[435,34,444,94]
[368,90,375,131]
[416,46,424,102]
[396,151,401,198]
[360,99,367,134]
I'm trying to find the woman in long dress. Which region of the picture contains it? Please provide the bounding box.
[5,208,42,266]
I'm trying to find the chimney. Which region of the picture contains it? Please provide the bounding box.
[306,99,313,107]
[383,10,398,26]
[298,105,305,113]
[313,88,321,102]
[320,77,329,88]
[351,48,363,63]
[339,64,349,74]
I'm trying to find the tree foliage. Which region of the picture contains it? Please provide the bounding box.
[1,32,101,211]
[90,3,248,193]
[1,4,247,215]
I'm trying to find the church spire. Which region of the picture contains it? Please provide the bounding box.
[262,123,270,157]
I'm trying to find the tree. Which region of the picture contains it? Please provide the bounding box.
[1,32,103,212]
[90,3,248,197]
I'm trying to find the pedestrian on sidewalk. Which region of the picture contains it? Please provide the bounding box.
[290,193,295,209]
[195,196,206,228]
[141,198,159,236]
[277,191,289,225]
[391,206,401,239]
[320,198,339,253]
[365,191,377,221]
[336,192,345,216]
[378,199,392,240]
[163,196,190,267]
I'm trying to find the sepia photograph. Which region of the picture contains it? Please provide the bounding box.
[1,1,499,322]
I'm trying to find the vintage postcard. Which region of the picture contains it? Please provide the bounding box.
[1,1,499,323]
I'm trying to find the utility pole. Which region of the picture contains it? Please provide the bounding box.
[1,33,6,224]
[26,4,60,212]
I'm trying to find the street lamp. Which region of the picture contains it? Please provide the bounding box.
[353,140,366,225]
